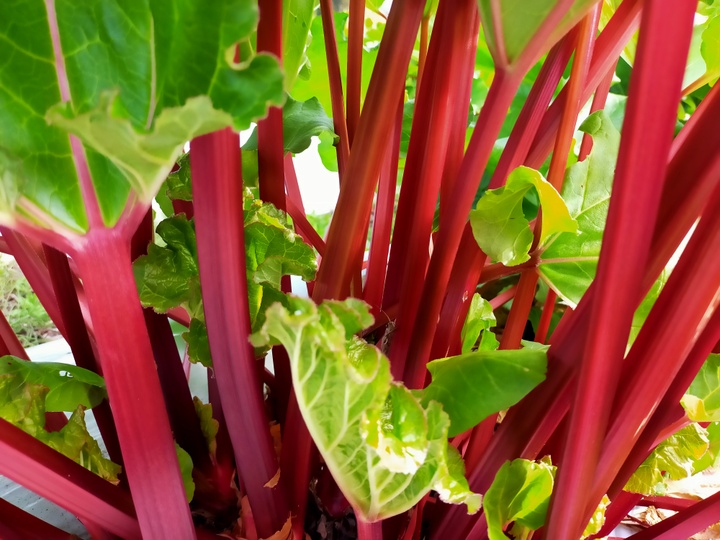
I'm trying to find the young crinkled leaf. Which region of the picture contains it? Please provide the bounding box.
[175,444,196,503]
[418,349,547,437]
[0,0,284,232]
[249,296,480,521]
[243,96,338,154]
[134,194,317,364]
[537,111,620,307]
[682,354,720,422]
[194,397,219,460]
[625,423,710,496]
[470,167,577,266]
[0,358,120,483]
[461,293,500,353]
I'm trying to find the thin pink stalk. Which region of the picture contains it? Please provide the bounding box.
[318,0,351,179]
[357,519,383,540]
[363,97,402,313]
[417,15,429,93]
[499,270,538,349]
[0,309,27,359]
[391,0,480,383]
[0,497,79,540]
[191,129,288,537]
[579,63,617,159]
[545,3,696,537]
[312,0,425,302]
[627,490,720,540]
[347,0,365,145]
[489,284,518,310]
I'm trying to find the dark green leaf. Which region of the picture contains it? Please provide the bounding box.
[166,154,193,202]
[184,319,213,368]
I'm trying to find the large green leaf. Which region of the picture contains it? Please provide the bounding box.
[243,95,337,154]
[250,296,480,521]
[476,0,597,66]
[625,424,709,496]
[470,166,577,266]
[484,458,555,540]
[0,0,284,233]
[0,358,119,483]
[419,349,546,437]
[682,354,720,422]
[0,356,106,413]
[537,111,620,307]
[283,0,317,90]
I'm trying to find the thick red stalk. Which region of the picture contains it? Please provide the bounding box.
[0,418,139,538]
[1,228,65,335]
[286,198,327,257]
[347,0,365,145]
[402,69,523,386]
[0,497,78,540]
[312,0,425,302]
[191,129,288,537]
[43,246,122,464]
[535,289,557,344]
[627,490,720,540]
[526,0,642,168]
[588,197,720,514]
[390,0,479,383]
[608,307,720,499]
[545,4,696,536]
[74,230,195,539]
[363,98,402,313]
[318,0,350,179]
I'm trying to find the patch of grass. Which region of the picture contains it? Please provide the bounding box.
[0,256,59,348]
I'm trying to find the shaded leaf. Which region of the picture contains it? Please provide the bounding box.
[175,443,196,503]
[194,397,219,460]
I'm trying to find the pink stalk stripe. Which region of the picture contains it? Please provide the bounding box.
[191,129,288,537]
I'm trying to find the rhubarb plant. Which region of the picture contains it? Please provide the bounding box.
[3,0,720,539]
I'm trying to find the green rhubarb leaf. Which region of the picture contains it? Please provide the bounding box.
[283,0,317,90]
[701,15,720,84]
[0,356,106,413]
[419,349,546,437]
[681,354,720,422]
[629,270,668,346]
[166,154,193,202]
[584,495,610,539]
[476,0,598,66]
[194,397,219,460]
[184,319,213,369]
[625,424,710,496]
[250,296,480,521]
[461,293,499,353]
[537,111,620,307]
[243,96,337,154]
[0,0,284,232]
[470,166,577,266]
[0,359,119,483]
[484,458,555,540]
[694,422,720,473]
[175,443,196,503]
[133,215,201,315]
